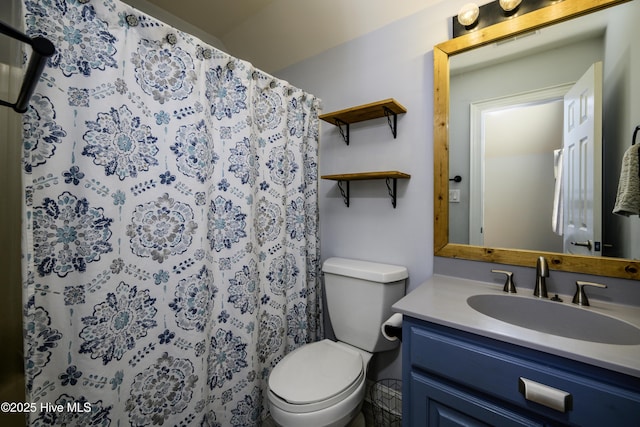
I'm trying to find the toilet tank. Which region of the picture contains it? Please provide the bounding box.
[322,257,407,353]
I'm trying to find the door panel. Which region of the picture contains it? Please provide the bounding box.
[563,62,603,256]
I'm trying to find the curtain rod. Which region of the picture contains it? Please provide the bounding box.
[0,20,55,114]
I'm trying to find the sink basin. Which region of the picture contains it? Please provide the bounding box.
[467,294,640,345]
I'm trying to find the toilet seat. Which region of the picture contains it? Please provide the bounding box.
[268,340,364,413]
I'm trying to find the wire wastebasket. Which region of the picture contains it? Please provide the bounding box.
[370,379,402,426]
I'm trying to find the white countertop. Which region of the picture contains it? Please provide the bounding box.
[392,275,640,378]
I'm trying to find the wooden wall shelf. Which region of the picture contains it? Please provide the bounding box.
[321,171,411,208]
[319,99,407,144]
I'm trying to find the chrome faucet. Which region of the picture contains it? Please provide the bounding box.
[533,256,549,298]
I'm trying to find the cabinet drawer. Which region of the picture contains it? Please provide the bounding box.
[410,371,545,427]
[408,320,640,426]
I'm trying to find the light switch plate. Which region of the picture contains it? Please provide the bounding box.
[449,189,460,203]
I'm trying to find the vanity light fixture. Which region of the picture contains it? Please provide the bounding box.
[453,0,556,38]
[457,3,480,27]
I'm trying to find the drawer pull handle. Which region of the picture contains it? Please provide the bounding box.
[518,377,572,412]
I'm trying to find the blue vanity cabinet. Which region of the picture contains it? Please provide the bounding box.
[402,316,640,426]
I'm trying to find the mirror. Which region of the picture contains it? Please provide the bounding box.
[434,0,640,280]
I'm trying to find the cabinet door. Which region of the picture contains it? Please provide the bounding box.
[409,372,544,427]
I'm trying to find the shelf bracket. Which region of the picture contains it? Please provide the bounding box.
[337,180,350,207]
[334,118,350,145]
[386,177,398,208]
[383,106,398,139]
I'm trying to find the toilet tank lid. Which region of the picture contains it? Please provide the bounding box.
[322,257,408,283]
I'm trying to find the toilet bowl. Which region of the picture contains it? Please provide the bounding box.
[268,340,372,427]
[267,257,408,427]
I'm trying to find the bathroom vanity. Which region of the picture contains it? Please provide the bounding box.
[393,276,640,426]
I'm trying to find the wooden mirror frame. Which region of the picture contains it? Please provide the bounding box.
[433,0,639,280]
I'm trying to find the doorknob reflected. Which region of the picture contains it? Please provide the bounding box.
[570,241,592,250]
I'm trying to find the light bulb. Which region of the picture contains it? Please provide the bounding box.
[499,0,522,12]
[457,3,480,27]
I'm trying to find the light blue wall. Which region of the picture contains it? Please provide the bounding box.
[277,2,462,293]
[602,1,640,259]
[276,0,457,380]
[276,1,640,381]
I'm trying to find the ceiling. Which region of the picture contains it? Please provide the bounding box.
[134,0,449,73]
[143,0,276,40]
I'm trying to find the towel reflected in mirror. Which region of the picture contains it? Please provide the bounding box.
[613,143,640,217]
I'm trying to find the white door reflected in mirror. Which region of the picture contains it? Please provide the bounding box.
[562,62,603,256]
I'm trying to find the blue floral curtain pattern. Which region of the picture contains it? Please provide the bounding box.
[21,0,322,425]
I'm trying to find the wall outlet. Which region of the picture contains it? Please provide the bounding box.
[449,189,461,203]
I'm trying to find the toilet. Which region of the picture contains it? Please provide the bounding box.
[268,257,407,427]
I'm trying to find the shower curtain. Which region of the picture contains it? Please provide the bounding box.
[21,0,322,425]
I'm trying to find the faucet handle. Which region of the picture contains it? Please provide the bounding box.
[572,281,607,306]
[492,269,517,293]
